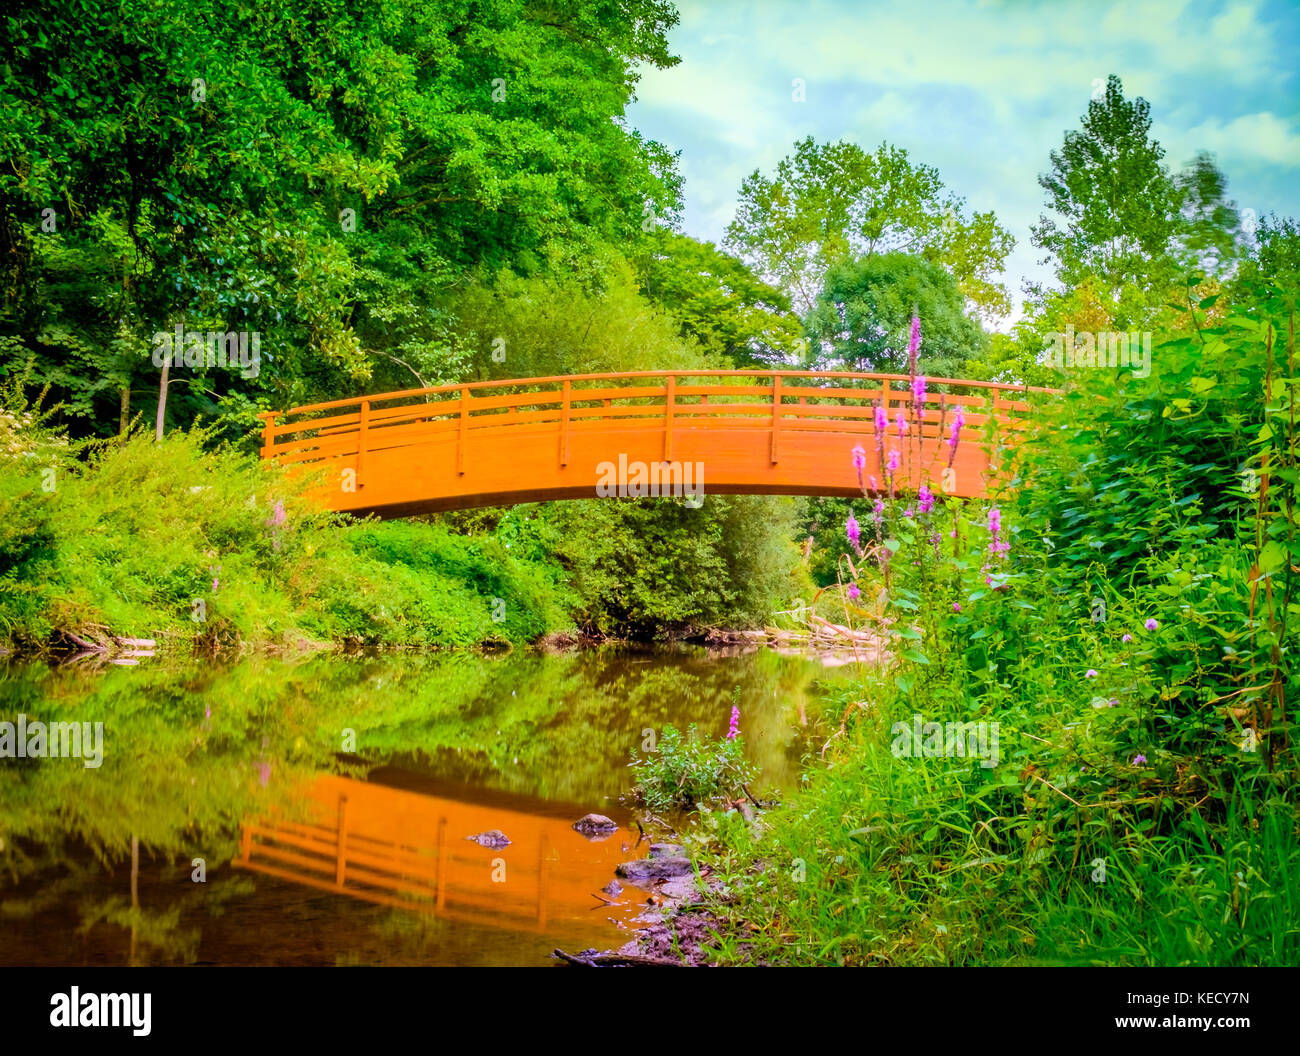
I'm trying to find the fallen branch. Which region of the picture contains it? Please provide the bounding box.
[552,947,688,968]
[62,631,105,652]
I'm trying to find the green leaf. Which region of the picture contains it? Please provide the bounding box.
[1259,541,1286,572]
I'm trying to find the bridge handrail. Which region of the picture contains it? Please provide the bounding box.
[269,370,1059,419]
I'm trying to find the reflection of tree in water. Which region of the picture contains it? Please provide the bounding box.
[329,645,844,802]
[0,645,849,963]
[0,661,350,964]
[2,831,258,965]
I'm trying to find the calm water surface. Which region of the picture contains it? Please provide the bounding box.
[0,645,853,966]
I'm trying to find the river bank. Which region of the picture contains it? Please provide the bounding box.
[0,426,809,661]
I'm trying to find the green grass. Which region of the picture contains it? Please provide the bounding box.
[0,426,575,655]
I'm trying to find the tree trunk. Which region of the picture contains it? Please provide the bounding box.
[154,356,169,440]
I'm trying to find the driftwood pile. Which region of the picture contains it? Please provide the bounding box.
[57,630,156,666]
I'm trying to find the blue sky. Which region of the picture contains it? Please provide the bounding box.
[626,0,1300,326]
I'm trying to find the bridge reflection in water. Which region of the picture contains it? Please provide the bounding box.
[233,775,648,936]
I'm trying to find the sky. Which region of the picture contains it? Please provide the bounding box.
[625,0,1300,327]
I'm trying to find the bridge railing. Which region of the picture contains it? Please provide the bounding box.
[258,370,1056,480]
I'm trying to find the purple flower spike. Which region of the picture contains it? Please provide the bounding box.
[918,483,935,515]
[851,445,866,471]
[1085,669,1098,679]
[1132,754,1147,766]
[846,513,861,549]
[1144,618,1159,631]
[907,314,921,375]
[947,407,965,449]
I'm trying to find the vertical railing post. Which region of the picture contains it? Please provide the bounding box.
[457,387,469,475]
[356,400,369,489]
[664,375,675,462]
[536,832,550,929]
[435,817,448,911]
[335,794,350,888]
[259,412,277,460]
[770,374,782,463]
[559,379,571,467]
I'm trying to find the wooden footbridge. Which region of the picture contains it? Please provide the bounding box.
[258,371,1050,517]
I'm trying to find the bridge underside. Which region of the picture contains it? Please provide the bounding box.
[295,420,1001,518]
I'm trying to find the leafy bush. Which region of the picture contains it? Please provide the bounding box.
[631,722,759,812]
[0,420,583,654]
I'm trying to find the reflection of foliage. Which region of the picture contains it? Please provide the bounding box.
[0,645,846,963]
[0,647,840,872]
[78,899,200,965]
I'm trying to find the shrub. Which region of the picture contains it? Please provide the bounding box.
[631,721,759,812]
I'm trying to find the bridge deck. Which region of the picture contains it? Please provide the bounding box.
[259,371,1052,515]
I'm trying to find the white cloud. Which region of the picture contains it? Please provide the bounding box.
[1175,111,1300,166]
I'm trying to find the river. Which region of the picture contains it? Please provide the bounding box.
[0,644,854,966]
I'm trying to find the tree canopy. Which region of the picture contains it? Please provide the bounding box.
[804,252,986,376]
[725,136,1015,321]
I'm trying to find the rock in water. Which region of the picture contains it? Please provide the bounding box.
[616,856,694,883]
[572,813,618,838]
[649,843,686,859]
[602,879,623,896]
[465,829,511,848]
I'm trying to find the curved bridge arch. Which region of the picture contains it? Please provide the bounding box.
[259,371,1053,517]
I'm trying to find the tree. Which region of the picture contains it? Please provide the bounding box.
[634,230,802,367]
[0,0,686,439]
[1229,214,1300,300]
[803,252,987,376]
[444,256,716,382]
[1028,76,1257,337]
[1031,78,1247,296]
[1031,75,1180,299]
[725,136,1014,321]
[1173,150,1247,276]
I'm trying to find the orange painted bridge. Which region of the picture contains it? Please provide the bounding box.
[258,371,1052,517]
